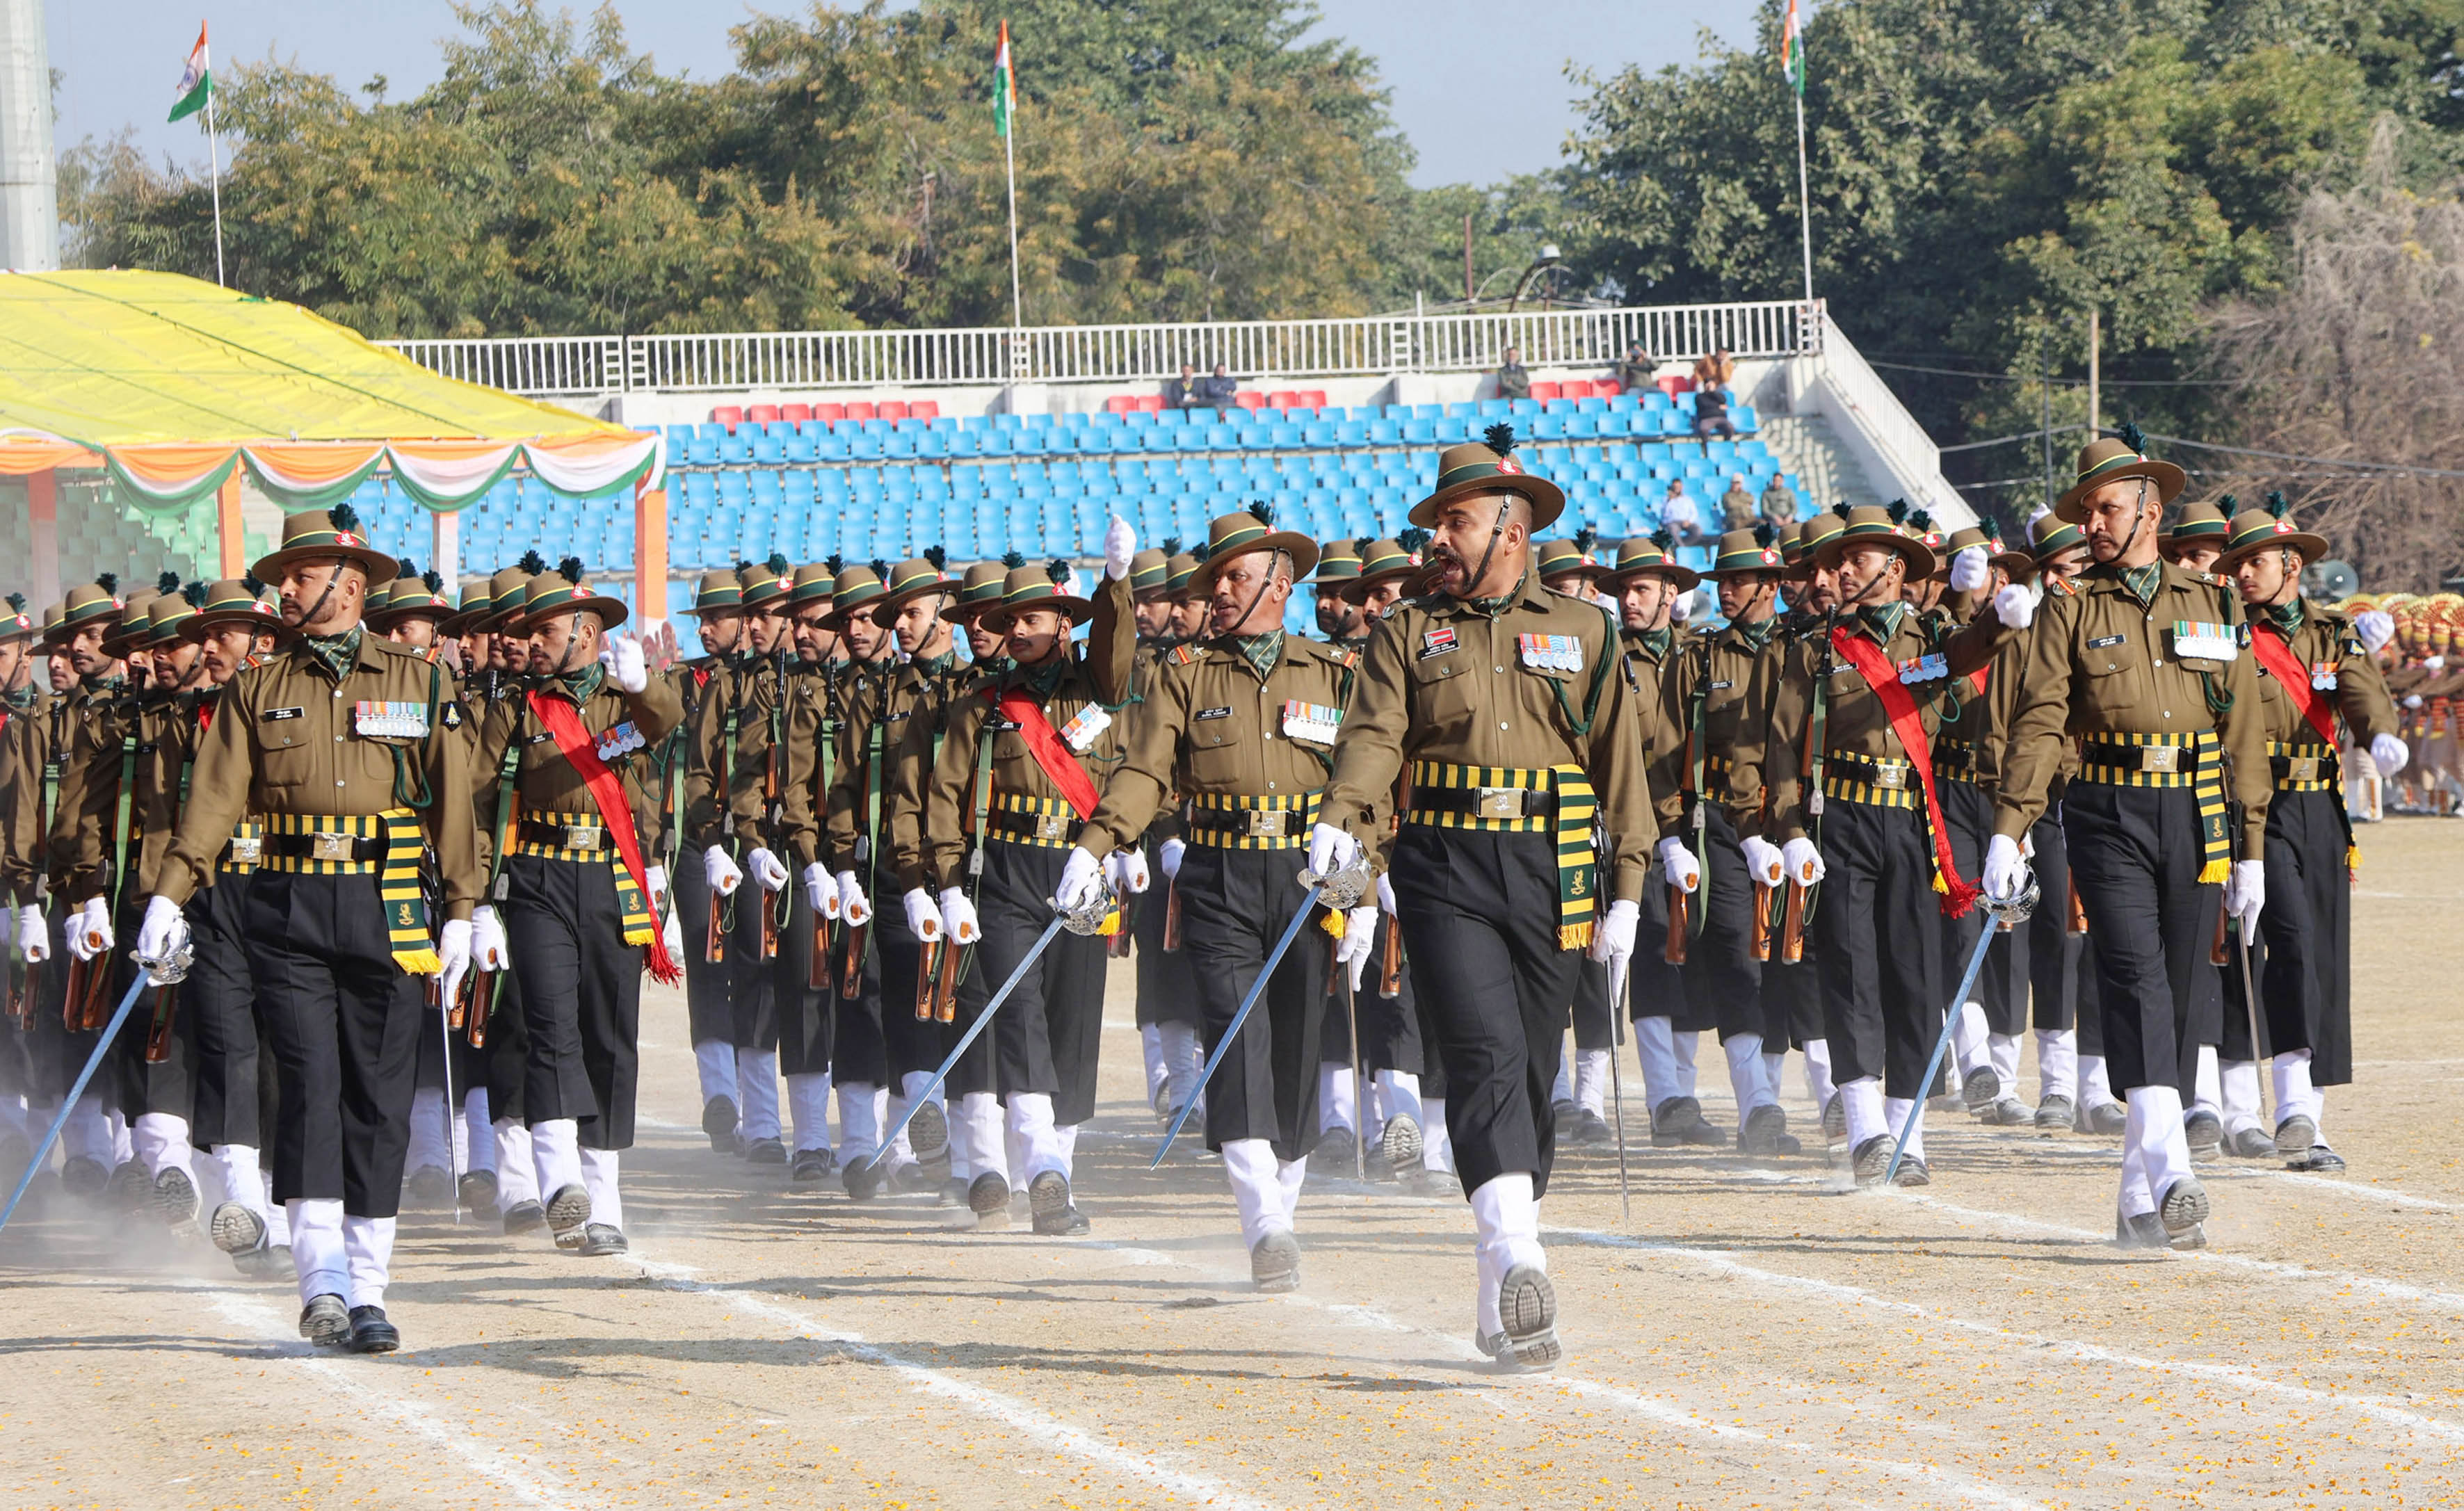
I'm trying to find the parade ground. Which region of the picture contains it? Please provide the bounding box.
[1,817,2455,1510]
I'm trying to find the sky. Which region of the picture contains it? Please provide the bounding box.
[46,0,1753,189]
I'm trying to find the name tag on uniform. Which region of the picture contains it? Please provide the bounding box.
[1897,654,1947,684]
[1280,700,1342,743]
[2088,634,2125,649]
[353,700,430,738]
[2311,661,2340,691]
[1194,705,1232,721]
[1419,627,1458,661]
[2171,622,2240,661]
[1518,633,1583,672]
[1058,702,1110,752]
[1707,679,1734,692]
[527,731,556,745]
[262,706,304,722]
[596,720,645,761]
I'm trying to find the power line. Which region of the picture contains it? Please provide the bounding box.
[2141,431,2464,481]
[1866,357,2239,387]
[1938,423,2088,453]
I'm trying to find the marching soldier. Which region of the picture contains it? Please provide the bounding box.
[2211,494,2406,1171]
[668,568,757,1156]
[2163,499,2232,574]
[1062,508,1368,1288]
[136,506,479,1353]
[1532,535,1622,1147]
[0,595,43,1181]
[1767,515,1844,1132]
[772,559,848,1185]
[1989,430,2271,1249]
[1314,426,1661,1371]
[1126,544,1206,1129]
[1756,505,2011,1186]
[469,562,680,1257]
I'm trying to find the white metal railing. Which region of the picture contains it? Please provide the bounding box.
[379,300,1822,398]
[1808,311,1966,522]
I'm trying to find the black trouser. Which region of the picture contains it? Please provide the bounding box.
[2063,782,2216,1098]
[1405,937,1450,1101]
[1680,808,1771,1044]
[1134,835,1200,1030]
[1389,826,1580,1200]
[1321,910,1428,1078]
[1182,846,1328,1162]
[951,840,1107,1124]
[411,968,489,1110]
[674,850,742,1049]
[1628,873,1709,1030]
[502,855,643,1151]
[2219,788,2351,1085]
[482,963,529,1124]
[1810,800,1946,1099]
[245,871,426,1217]
[185,876,261,1148]
[111,894,194,1122]
[776,884,834,1079]
[835,872,943,1089]
[1940,780,2028,1037]
[2011,812,2070,1034]
[27,900,100,1109]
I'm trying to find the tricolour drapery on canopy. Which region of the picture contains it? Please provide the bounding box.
[0,270,660,512]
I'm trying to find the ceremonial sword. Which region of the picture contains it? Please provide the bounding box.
[1884,872,2038,1187]
[0,946,187,1236]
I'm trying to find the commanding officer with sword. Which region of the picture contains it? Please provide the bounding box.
[1312,426,1659,1371]
[1059,506,1374,1291]
[134,507,479,1354]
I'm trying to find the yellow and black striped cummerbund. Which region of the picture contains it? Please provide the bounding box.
[1182,791,1321,849]
[1821,752,1918,810]
[513,808,618,859]
[989,791,1086,849]
[259,810,394,875]
[2266,741,2339,793]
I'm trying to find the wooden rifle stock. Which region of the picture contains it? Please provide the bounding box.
[807,909,833,992]
[143,983,177,1062]
[2210,899,2229,967]
[1778,880,1808,963]
[7,957,35,1028]
[1376,910,1403,998]
[1161,882,1182,952]
[914,939,940,1021]
[2067,875,2088,937]
[1663,882,1689,964]
[931,934,966,1023]
[839,916,869,998]
[704,891,727,964]
[1750,882,1774,962]
[465,971,492,1047]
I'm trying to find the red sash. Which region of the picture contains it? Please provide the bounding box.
[1828,625,1980,918]
[990,687,1102,818]
[526,690,683,985]
[2248,624,2337,748]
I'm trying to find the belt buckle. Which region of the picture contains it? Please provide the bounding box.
[1034,812,1068,841]
[1244,809,1289,839]
[309,832,354,862]
[563,823,604,852]
[2143,745,2180,774]
[1872,763,1906,791]
[226,837,261,864]
[1476,787,1525,820]
[2285,755,2318,782]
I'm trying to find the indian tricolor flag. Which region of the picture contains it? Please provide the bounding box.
[169,22,211,123]
[992,19,1015,139]
[1781,0,1805,95]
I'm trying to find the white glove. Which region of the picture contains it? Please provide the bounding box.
[2225,858,2266,938]
[1102,515,1138,581]
[1949,545,1990,593]
[661,896,686,964]
[2371,732,2411,777]
[1377,871,1396,914]
[66,898,111,961]
[2427,655,2447,671]
[1336,903,1380,990]
[1119,846,1152,896]
[748,846,790,893]
[134,894,186,967]
[1657,836,1700,894]
[1992,580,2039,631]
[15,903,47,962]
[1780,837,1826,887]
[437,918,474,1007]
[1305,821,1360,881]
[801,862,834,916]
[645,864,668,911]
[938,886,981,945]
[1159,837,1186,880]
[1981,833,2027,901]
[1056,846,1106,912]
[1670,590,1696,624]
[1739,836,1785,888]
[604,631,647,694]
[2404,693,2425,709]
[2353,609,2396,654]
[471,903,510,970]
[704,844,743,896]
[1588,897,1640,967]
[836,869,873,926]
[903,887,942,942]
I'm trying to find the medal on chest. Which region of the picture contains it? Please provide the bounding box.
[2310,660,2340,691]
[596,720,645,761]
[1280,699,1342,743]
[353,700,430,738]
[2171,621,2241,661]
[1058,702,1111,752]
[1895,653,1948,685]
[1518,633,1582,672]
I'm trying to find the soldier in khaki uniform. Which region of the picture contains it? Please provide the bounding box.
[1062,508,1369,1289]
[1763,517,1843,1130]
[1988,432,2272,1250]
[767,560,849,1184]
[467,564,679,1257]
[0,595,44,1179]
[665,569,757,1155]
[919,558,1136,1234]
[2211,496,2406,1171]
[2162,498,2232,574]
[136,507,480,1354]
[1314,427,1660,1371]
[1125,544,1207,1128]
[7,600,88,1186]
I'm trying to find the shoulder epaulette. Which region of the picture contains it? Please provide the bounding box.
[1337,647,1360,669]
[1170,643,1202,665]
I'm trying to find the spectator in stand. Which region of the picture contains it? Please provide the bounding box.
[1658,479,1706,546]
[1693,346,1737,391]
[1613,341,1657,392]
[1496,346,1530,402]
[1692,381,1739,441]
[1719,475,1759,531]
[1759,473,1798,525]
[1195,361,1238,410]
[1166,362,1202,410]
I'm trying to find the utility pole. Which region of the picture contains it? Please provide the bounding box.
[0,0,58,270]
[2041,353,2054,512]
[1462,213,1474,304]
[2086,307,2101,442]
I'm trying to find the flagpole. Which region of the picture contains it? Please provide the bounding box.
[204,68,225,287]
[1791,76,1812,302]
[1004,118,1021,332]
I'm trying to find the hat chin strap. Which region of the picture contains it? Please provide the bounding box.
[2110,479,2154,564]
[1459,495,1513,599]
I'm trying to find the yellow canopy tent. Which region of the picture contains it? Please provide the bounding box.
[0,269,666,607]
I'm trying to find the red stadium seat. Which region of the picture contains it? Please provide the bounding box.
[1234,391,1266,411]
[846,401,878,421]
[878,400,909,421]
[1105,395,1138,414]
[1135,395,1165,412]
[1267,389,1300,409]
[711,404,745,430]
[1529,382,1561,401]
[814,403,846,423]
[748,403,781,424]
[1297,389,1327,409]
[909,399,940,420]
[1659,375,1695,398]
[782,403,813,423]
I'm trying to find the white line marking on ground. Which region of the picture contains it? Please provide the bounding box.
[624,1252,1289,1511]
[1547,1224,2464,1445]
[202,1290,588,1510]
[2266,1170,2458,1211]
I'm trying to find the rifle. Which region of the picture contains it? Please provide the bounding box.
[2068,873,2089,937]
[1663,882,1689,964]
[926,700,999,1023]
[1376,768,1410,997]
[1778,612,1837,963]
[1749,878,1774,960]
[1162,879,1183,952]
[759,653,786,961]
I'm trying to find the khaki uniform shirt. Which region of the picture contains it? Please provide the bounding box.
[1995,560,2271,853]
[1661,619,1783,835]
[1321,574,1659,904]
[1082,633,1363,859]
[160,632,481,916]
[42,679,140,906]
[682,654,770,856]
[919,652,1119,893]
[820,655,967,891]
[2249,601,2399,752]
[471,671,685,866]
[0,688,65,906]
